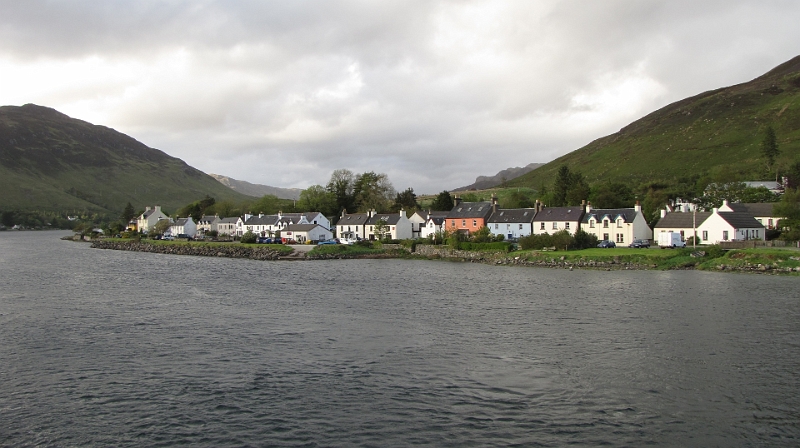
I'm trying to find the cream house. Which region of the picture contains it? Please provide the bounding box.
[136,205,170,234]
[581,202,652,245]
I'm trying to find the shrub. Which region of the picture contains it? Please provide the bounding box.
[457,241,513,252]
[572,229,598,249]
[240,230,257,244]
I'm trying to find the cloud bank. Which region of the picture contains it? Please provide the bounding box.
[1,1,798,193]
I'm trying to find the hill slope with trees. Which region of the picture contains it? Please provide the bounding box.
[509,56,800,194]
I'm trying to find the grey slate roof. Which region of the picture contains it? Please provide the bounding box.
[217,217,239,224]
[336,213,370,226]
[487,208,536,224]
[244,215,278,226]
[655,212,712,228]
[726,202,778,217]
[426,217,446,225]
[174,218,189,226]
[446,202,493,219]
[718,212,765,229]
[286,224,325,232]
[532,207,584,222]
[582,208,636,223]
[367,214,402,225]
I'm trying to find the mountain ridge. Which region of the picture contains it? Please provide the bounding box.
[453,163,544,191]
[0,104,255,214]
[209,174,302,200]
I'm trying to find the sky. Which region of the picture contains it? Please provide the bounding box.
[1,1,799,194]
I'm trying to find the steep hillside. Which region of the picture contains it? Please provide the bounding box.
[209,173,302,200]
[510,56,800,190]
[0,104,255,214]
[453,162,544,191]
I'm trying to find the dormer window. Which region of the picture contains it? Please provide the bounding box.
[617,219,622,228]
[603,220,609,228]
[589,219,595,228]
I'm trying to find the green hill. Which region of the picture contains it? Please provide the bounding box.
[510,55,800,190]
[0,104,254,215]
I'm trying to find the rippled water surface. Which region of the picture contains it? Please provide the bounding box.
[1,231,799,446]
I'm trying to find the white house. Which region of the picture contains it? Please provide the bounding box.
[365,210,413,240]
[196,215,219,234]
[169,217,197,237]
[487,208,536,240]
[419,212,449,239]
[532,202,584,236]
[581,202,652,245]
[696,209,765,244]
[654,210,712,243]
[283,224,333,243]
[215,217,238,236]
[136,205,170,233]
[718,200,784,230]
[408,211,427,239]
[335,211,371,240]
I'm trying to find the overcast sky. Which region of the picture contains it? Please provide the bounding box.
[1,1,799,194]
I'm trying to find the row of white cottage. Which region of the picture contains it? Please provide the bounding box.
[136,196,780,245]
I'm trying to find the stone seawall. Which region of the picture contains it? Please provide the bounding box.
[91,240,282,260]
[413,245,506,261]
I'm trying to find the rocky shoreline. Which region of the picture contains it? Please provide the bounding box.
[82,239,799,274]
[90,240,284,260]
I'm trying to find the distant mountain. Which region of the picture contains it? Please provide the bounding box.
[0,104,255,214]
[509,55,800,190]
[454,163,545,191]
[209,174,302,200]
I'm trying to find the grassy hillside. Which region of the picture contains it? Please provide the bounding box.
[509,56,800,191]
[0,104,254,214]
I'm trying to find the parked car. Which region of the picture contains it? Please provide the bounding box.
[628,239,650,248]
[317,239,338,245]
[597,240,616,248]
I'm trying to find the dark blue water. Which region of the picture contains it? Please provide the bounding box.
[1,231,798,446]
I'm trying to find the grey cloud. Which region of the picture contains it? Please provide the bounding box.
[1,1,799,193]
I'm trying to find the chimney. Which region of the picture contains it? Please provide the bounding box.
[586,201,592,213]
[154,205,161,212]
[454,195,462,207]
[634,201,641,213]
[399,209,407,219]
[258,213,264,218]
[244,213,252,221]
[713,207,719,214]
[145,206,152,212]
[660,209,667,218]
[491,194,498,214]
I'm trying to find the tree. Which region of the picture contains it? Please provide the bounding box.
[784,161,800,190]
[298,185,337,216]
[326,169,356,213]
[761,126,779,170]
[565,172,591,206]
[503,191,534,208]
[591,183,634,209]
[248,195,282,215]
[430,191,454,211]
[152,219,172,236]
[471,226,493,243]
[352,171,395,213]
[373,218,390,241]
[553,166,572,206]
[393,187,419,212]
[774,188,800,241]
[120,202,135,224]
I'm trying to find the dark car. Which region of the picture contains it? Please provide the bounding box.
[597,240,616,248]
[628,239,650,248]
[317,239,338,245]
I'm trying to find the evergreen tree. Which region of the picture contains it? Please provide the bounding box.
[761,126,779,170]
[121,202,135,224]
[430,190,454,211]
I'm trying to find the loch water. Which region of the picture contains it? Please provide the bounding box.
[1,231,798,447]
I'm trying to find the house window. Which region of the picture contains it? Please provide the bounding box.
[451,220,455,228]
[495,224,499,229]
[702,230,708,241]
[616,233,624,243]
[519,224,523,230]
[462,219,466,227]
[540,223,545,230]
[589,220,595,228]
[473,220,477,227]
[754,230,759,239]
[603,220,609,228]
[552,222,558,230]
[723,231,729,240]
[565,222,570,230]
[617,219,622,228]
[768,219,773,228]
[507,224,510,230]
